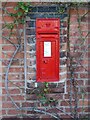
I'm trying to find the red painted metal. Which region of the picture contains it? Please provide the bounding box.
[36,18,60,82]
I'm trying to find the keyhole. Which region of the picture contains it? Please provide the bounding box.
[43,60,48,64]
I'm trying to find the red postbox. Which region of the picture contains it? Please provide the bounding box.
[36,18,60,82]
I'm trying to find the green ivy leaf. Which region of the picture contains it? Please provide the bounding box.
[20,18,25,24]
[44,88,48,92]
[14,6,19,11]
[17,11,23,17]
[44,82,49,88]
[21,5,25,10]
[18,2,24,6]
[58,7,65,14]
[24,7,29,13]
[6,23,14,29]
[49,97,55,102]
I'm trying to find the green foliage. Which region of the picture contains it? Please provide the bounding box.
[58,6,66,14]
[4,2,31,31]
[2,2,32,39]
[5,23,14,30]
[35,82,58,106]
[14,2,29,13]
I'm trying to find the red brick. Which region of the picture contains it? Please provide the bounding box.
[70,8,86,15]
[0,16,2,21]
[82,31,88,37]
[0,39,2,44]
[80,23,88,29]
[61,101,74,106]
[2,110,7,115]
[65,107,71,112]
[70,16,78,22]
[2,37,18,44]
[2,102,16,108]
[2,2,17,7]
[2,30,17,37]
[9,67,24,72]
[6,7,16,14]
[11,95,24,101]
[7,109,21,115]
[26,94,37,100]
[2,52,14,59]
[47,108,62,113]
[47,93,63,100]
[2,45,15,51]
[2,60,19,66]
[70,8,77,14]
[22,102,38,107]
[2,89,6,94]
[64,94,74,100]
[2,16,14,22]
[9,89,20,94]
[67,73,78,79]
[86,87,90,92]
[7,81,24,88]
[80,73,88,78]
[77,107,89,112]
[79,100,88,106]
[84,107,89,112]
[15,52,24,59]
[75,66,86,72]
[2,80,24,88]
[2,95,6,101]
[8,74,20,80]
[60,114,71,119]
[80,60,88,65]
[70,31,81,37]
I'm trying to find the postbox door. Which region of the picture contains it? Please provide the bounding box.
[36,37,59,82]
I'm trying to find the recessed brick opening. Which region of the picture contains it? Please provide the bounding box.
[25,4,67,94]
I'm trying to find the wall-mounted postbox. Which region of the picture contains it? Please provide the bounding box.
[36,18,60,82]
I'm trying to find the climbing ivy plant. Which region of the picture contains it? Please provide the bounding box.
[2,2,89,120]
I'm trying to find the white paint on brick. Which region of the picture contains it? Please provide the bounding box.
[60,57,67,60]
[60,72,67,75]
[60,64,67,67]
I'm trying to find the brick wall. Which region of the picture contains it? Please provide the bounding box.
[67,7,89,118]
[0,2,89,119]
[1,2,25,118]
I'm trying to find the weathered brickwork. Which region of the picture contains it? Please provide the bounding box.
[0,2,89,119]
[25,4,67,93]
[66,7,89,118]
